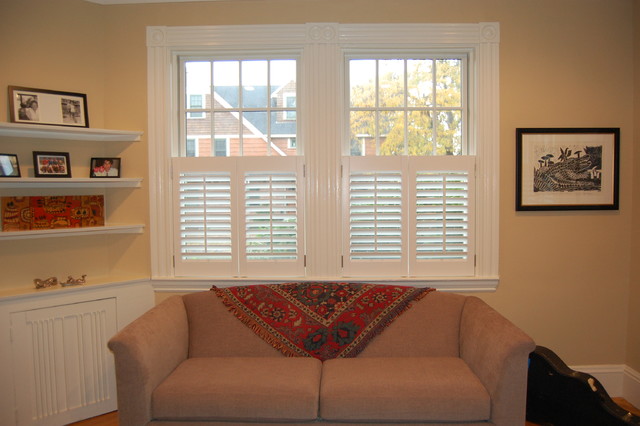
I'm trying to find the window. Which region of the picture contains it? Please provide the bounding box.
[342,56,474,277]
[188,94,204,118]
[147,23,500,289]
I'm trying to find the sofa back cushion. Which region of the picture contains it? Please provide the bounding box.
[183,289,464,358]
[357,291,464,357]
[184,290,281,357]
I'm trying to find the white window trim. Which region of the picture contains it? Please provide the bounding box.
[147,22,500,291]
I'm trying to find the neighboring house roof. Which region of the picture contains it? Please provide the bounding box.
[187,84,296,138]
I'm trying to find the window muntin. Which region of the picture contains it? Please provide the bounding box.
[182,58,298,157]
[348,57,466,157]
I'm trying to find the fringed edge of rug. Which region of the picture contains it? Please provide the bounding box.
[342,286,436,358]
[210,285,309,358]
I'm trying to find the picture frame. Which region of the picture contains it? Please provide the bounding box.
[516,128,620,211]
[90,157,121,178]
[33,151,71,178]
[8,86,89,128]
[0,154,21,177]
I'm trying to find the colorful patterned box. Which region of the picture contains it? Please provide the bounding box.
[2,195,105,231]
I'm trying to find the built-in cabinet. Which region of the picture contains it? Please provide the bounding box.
[0,280,154,426]
[0,123,153,424]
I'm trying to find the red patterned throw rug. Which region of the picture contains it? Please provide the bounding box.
[211,282,434,361]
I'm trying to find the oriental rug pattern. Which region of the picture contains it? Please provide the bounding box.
[212,282,434,361]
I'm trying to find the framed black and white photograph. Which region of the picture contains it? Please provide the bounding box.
[90,157,121,178]
[8,86,89,128]
[516,128,620,211]
[0,154,21,177]
[33,151,71,178]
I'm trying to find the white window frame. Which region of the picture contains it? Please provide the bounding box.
[147,22,500,291]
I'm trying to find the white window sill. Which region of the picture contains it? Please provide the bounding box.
[150,276,499,293]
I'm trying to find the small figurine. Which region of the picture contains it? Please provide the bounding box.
[34,276,58,289]
[61,274,87,287]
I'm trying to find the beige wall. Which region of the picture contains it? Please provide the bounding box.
[0,0,638,369]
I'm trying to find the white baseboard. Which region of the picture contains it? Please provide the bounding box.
[572,364,640,408]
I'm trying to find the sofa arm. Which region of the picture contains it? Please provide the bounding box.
[459,296,535,426]
[108,295,189,426]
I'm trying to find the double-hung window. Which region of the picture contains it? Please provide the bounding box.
[147,23,500,289]
[174,57,304,277]
[342,56,475,277]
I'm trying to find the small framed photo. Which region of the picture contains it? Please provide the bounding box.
[516,128,620,211]
[33,151,71,178]
[0,154,21,177]
[90,157,121,178]
[8,86,89,128]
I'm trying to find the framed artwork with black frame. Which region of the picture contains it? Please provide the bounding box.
[516,128,620,211]
[0,154,21,177]
[33,151,71,178]
[8,86,89,128]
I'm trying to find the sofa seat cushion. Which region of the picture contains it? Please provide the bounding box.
[152,357,322,422]
[320,357,490,423]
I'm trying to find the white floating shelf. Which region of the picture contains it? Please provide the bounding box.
[0,178,142,188]
[0,224,145,240]
[0,122,142,141]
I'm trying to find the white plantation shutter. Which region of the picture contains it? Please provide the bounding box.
[342,157,407,276]
[409,156,475,276]
[173,157,305,277]
[173,158,236,277]
[342,156,475,277]
[238,157,305,276]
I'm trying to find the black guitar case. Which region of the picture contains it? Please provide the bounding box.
[527,345,640,426]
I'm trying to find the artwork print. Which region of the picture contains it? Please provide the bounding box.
[516,128,619,211]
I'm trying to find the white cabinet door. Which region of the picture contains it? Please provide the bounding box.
[10,298,117,426]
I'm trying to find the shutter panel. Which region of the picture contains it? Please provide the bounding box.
[342,156,475,277]
[342,157,407,276]
[409,156,475,276]
[173,157,236,277]
[238,157,305,276]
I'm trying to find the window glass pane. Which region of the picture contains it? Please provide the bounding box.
[243,111,269,155]
[378,59,404,108]
[350,110,375,156]
[214,61,239,107]
[242,60,268,108]
[407,59,433,107]
[350,60,376,108]
[378,111,404,156]
[271,111,297,155]
[436,59,462,107]
[435,110,462,155]
[213,111,239,157]
[407,110,434,156]
[186,111,211,156]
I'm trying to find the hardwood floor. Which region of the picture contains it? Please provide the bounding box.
[70,398,640,426]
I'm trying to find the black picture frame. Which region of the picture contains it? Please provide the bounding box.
[0,154,21,177]
[90,157,121,178]
[33,151,72,178]
[8,86,89,128]
[516,128,620,211]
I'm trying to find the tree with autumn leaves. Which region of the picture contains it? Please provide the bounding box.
[349,59,464,156]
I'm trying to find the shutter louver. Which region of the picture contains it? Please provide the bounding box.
[178,171,233,261]
[244,171,299,261]
[349,171,403,260]
[415,171,469,260]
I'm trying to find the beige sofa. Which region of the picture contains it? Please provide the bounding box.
[108,289,535,425]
